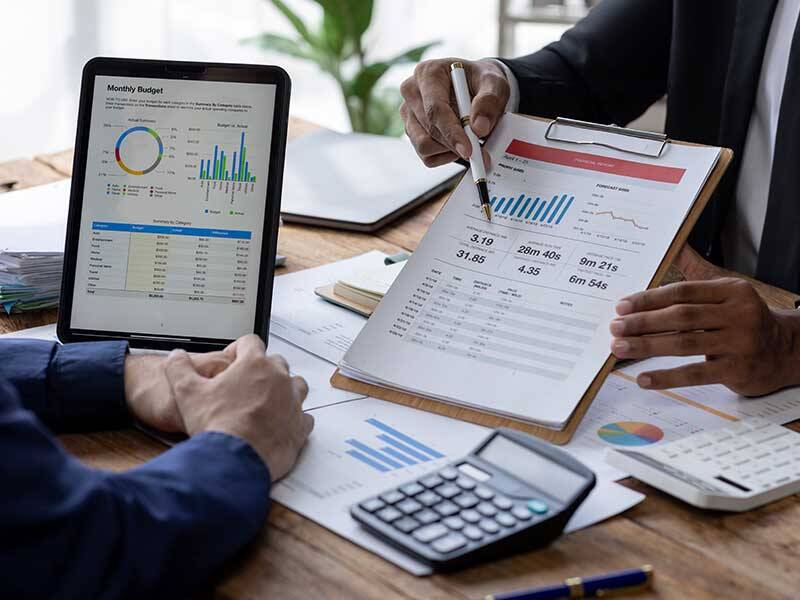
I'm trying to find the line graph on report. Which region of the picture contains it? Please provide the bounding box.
[592,210,649,230]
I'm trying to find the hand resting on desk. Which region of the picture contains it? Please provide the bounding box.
[125,334,314,480]
[610,246,800,396]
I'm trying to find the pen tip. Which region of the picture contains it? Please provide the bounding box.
[483,204,493,221]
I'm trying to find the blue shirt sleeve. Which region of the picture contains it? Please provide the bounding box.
[0,379,271,599]
[0,339,129,431]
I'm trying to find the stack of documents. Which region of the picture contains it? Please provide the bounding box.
[0,179,70,313]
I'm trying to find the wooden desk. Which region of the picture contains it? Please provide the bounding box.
[3,118,800,599]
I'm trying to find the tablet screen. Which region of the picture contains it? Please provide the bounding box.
[70,75,276,341]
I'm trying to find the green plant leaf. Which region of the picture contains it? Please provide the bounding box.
[313,0,372,52]
[348,41,439,101]
[244,33,315,61]
[320,9,347,57]
[343,0,373,40]
[269,0,318,49]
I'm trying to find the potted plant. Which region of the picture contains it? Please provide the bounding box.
[247,0,439,136]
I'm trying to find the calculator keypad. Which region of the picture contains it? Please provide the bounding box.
[431,533,467,554]
[456,476,477,490]
[420,474,443,488]
[394,517,420,533]
[439,467,459,480]
[397,498,423,514]
[416,491,441,506]
[415,509,439,525]
[413,523,448,543]
[493,496,513,510]
[463,525,484,541]
[474,486,494,500]
[435,483,461,499]
[358,471,551,556]
[460,509,481,523]
[443,516,465,530]
[433,501,460,517]
[380,490,404,504]
[400,482,425,496]
[453,493,479,509]
[624,417,800,498]
[375,506,402,523]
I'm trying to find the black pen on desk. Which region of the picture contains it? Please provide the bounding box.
[486,565,654,600]
[450,62,492,222]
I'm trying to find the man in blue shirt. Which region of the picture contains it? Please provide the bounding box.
[0,333,313,599]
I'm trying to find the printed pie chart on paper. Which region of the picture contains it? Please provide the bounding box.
[597,421,665,446]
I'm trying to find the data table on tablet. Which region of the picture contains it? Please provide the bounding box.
[84,222,251,305]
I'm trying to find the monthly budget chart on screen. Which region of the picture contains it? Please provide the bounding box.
[70,75,275,339]
[341,113,721,428]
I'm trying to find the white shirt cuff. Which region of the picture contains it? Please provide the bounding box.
[488,59,520,113]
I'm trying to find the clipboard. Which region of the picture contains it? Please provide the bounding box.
[331,115,733,445]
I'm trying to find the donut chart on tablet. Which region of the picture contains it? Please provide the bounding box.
[115,126,163,175]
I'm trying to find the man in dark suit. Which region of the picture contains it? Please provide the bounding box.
[0,334,313,598]
[400,0,800,396]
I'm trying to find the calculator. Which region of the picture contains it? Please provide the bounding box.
[606,418,800,511]
[350,428,596,570]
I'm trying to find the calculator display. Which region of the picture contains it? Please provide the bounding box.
[479,436,586,501]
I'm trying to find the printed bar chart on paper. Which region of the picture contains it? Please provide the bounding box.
[489,193,574,224]
[340,112,722,429]
[345,418,446,472]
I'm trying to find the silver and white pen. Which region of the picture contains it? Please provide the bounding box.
[450,62,492,221]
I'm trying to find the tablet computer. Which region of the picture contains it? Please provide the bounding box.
[58,57,290,351]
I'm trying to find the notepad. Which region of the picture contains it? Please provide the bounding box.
[314,260,406,316]
[335,113,728,437]
[280,130,464,231]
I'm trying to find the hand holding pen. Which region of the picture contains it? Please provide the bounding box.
[450,62,493,221]
[400,58,510,168]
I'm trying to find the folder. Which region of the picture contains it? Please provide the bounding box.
[331,115,733,445]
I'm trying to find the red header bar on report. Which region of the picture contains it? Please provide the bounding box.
[505,140,686,184]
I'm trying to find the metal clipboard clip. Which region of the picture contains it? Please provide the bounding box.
[544,117,669,158]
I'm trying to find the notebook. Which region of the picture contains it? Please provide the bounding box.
[280,130,464,232]
[315,260,405,316]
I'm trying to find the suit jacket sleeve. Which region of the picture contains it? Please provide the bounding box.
[0,379,271,599]
[499,0,673,125]
[0,339,130,432]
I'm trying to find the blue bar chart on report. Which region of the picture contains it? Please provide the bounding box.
[490,193,574,224]
[345,418,446,473]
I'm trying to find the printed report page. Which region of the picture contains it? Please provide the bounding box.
[71,75,275,339]
[341,114,720,427]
